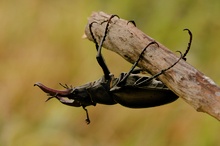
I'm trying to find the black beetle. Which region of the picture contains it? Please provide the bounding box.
[34,15,192,124]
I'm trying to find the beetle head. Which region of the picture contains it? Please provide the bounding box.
[34,82,94,124]
[34,82,82,107]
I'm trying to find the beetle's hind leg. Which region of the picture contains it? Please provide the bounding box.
[119,28,193,86]
[135,51,183,86]
[127,20,136,27]
[182,29,193,61]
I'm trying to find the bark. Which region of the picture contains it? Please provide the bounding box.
[84,11,220,121]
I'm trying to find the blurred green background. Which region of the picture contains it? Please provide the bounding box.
[0,0,220,146]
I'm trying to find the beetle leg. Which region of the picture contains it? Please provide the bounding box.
[96,15,119,79]
[135,51,183,86]
[45,96,54,102]
[182,29,193,61]
[83,106,90,124]
[127,20,136,27]
[89,22,110,79]
[118,41,159,85]
[130,68,144,74]
[126,41,159,77]
[89,22,99,51]
[118,29,192,86]
[89,15,119,80]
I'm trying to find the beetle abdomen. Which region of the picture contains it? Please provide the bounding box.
[112,86,178,108]
[110,73,179,108]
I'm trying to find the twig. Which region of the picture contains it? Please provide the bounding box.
[84,11,220,121]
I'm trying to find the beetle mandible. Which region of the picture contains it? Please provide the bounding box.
[34,15,192,124]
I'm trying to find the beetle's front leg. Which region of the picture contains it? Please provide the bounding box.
[89,15,119,80]
[82,106,90,124]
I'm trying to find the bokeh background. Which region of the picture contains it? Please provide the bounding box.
[0,0,220,145]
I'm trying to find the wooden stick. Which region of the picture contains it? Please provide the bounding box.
[84,11,220,121]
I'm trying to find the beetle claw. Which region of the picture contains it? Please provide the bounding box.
[85,118,90,125]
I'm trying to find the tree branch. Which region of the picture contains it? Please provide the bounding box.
[84,11,220,121]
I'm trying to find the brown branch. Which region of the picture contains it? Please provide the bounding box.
[84,11,220,121]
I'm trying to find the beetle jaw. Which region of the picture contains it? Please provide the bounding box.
[34,82,81,107]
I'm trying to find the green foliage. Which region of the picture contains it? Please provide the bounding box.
[0,0,220,145]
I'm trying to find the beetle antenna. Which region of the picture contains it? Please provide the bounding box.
[182,29,192,61]
[59,83,70,89]
[45,96,54,102]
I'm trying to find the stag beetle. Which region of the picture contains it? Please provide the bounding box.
[34,15,192,124]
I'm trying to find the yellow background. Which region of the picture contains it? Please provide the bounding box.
[0,0,220,145]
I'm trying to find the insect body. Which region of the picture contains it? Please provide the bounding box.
[34,71,179,124]
[110,72,178,108]
[34,15,192,124]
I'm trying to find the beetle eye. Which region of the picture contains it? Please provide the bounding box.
[72,88,78,94]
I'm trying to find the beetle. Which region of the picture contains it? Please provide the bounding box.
[34,15,192,124]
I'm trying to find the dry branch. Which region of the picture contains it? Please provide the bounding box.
[84,11,220,121]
